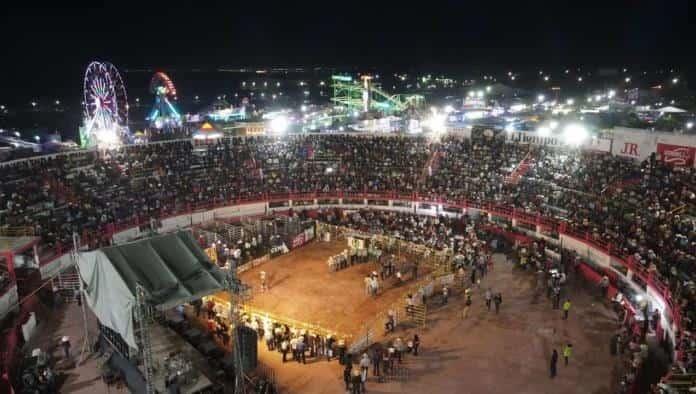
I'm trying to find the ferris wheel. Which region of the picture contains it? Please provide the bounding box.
[81,61,129,147]
[148,71,182,129]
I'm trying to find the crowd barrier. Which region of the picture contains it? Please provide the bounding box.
[28,190,683,361]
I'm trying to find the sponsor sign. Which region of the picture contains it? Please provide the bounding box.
[612,128,656,161]
[506,130,611,151]
[657,143,696,167]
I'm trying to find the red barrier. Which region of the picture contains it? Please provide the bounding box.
[30,190,683,356]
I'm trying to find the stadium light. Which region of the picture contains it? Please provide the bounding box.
[424,112,446,134]
[536,126,551,137]
[562,123,588,146]
[269,115,289,134]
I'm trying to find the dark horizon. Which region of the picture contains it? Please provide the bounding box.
[1,2,694,104]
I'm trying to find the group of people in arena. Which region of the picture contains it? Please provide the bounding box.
[0,133,694,377]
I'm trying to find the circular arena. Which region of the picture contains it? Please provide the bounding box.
[0,132,694,393]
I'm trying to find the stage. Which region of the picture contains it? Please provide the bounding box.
[219,238,434,338]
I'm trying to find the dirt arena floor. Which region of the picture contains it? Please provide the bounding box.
[234,242,620,394]
[235,239,434,337]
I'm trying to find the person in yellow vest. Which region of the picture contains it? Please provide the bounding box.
[563,343,572,366]
[562,299,571,320]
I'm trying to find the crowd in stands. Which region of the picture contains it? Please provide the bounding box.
[0,133,694,374]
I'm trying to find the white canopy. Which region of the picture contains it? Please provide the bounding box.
[656,106,687,114]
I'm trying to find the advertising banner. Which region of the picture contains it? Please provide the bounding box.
[505,130,610,152]
[611,128,657,161]
[656,143,696,167]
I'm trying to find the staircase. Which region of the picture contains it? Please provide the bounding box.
[504,151,534,185]
[54,266,80,299]
[418,150,443,186]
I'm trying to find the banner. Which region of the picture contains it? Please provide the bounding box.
[657,143,696,167]
[611,128,656,161]
[505,130,611,152]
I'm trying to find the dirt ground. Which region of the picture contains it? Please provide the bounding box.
[236,239,433,337]
[237,242,620,394]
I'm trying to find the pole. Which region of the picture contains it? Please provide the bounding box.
[226,272,247,394]
[72,232,90,366]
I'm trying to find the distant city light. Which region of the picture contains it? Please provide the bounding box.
[687,122,694,130]
[444,105,454,113]
[566,99,574,105]
[608,90,616,98]
[625,77,631,83]
[577,77,583,82]
[672,78,679,84]
[537,94,545,103]
[544,76,550,81]
[31,101,37,107]
[55,100,60,105]
[486,86,492,92]
[549,120,559,130]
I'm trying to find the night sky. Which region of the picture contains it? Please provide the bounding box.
[0,2,693,104]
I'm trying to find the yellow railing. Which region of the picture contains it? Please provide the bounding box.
[0,226,34,237]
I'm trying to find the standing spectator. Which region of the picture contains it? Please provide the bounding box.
[260,270,268,292]
[485,288,492,311]
[412,334,420,356]
[359,353,370,391]
[371,347,381,376]
[281,338,289,363]
[61,336,71,360]
[562,299,571,320]
[343,364,352,391]
[494,293,503,314]
[563,343,572,366]
[550,349,558,378]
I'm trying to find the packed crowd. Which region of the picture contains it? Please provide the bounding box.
[0,133,694,372]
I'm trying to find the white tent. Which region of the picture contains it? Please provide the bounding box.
[656,106,687,114]
[77,231,226,348]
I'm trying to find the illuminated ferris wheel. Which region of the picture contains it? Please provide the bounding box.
[81,61,129,147]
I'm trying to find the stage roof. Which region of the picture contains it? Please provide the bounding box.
[77,231,226,348]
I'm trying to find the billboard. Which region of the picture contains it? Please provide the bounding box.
[611,128,656,161]
[656,143,696,167]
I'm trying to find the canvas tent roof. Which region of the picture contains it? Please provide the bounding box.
[77,231,226,348]
[656,106,687,113]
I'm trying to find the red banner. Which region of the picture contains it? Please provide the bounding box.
[657,143,696,167]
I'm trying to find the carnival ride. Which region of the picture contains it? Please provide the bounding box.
[80,61,129,148]
[147,72,182,130]
[331,75,424,115]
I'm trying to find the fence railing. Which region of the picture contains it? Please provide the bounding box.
[27,190,684,365]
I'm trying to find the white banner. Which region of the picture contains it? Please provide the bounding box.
[506,130,611,152]
[611,128,656,161]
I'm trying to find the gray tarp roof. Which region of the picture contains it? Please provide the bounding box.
[78,231,226,348]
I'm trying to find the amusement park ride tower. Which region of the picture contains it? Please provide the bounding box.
[147,72,182,130]
[330,74,424,116]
